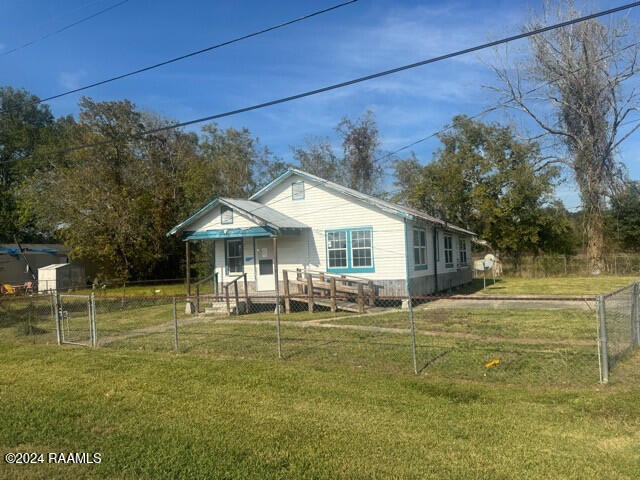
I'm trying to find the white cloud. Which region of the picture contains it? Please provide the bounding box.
[58,69,87,90]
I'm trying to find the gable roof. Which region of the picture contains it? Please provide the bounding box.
[250,168,476,236]
[167,197,307,237]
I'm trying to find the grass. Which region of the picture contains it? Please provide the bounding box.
[333,308,597,342]
[468,275,638,295]
[0,343,638,479]
[1,276,639,478]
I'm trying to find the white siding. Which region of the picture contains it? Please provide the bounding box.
[254,174,407,281]
[190,204,260,232]
[406,220,472,279]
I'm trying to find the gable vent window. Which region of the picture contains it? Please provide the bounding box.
[292,181,305,201]
[221,205,233,225]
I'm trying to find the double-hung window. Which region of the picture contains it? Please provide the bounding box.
[226,239,243,274]
[326,228,374,273]
[327,231,347,268]
[413,229,427,270]
[444,235,453,268]
[458,238,468,265]
[351,230,372,267]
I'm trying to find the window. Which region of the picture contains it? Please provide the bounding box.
[351,230,372,267]
[226,239,243,274]
[327,231,347,268]
[459,238,468,265]
[292,181,305,201]
[413,229,427,269]
[444,235,453,267]
[221,205,233,224]
[326,228,374,272]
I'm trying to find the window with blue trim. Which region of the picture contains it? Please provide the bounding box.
[292,181,305,201]
[325,228,374,273]
[221,205,233,224]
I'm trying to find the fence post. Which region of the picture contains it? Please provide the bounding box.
[330,277,337,313]
[50,292,58,344]
[598,295,609,384]
[90,292,97,347]
[53,292,62,345]
[282,270,291,314]
[632,282,639,347]
[306,273,314,313]
[195,284,200,314]
[357,284,365,313]
[173,297,179,352]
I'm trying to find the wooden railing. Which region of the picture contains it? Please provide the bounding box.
[281,269,381,314]
[223,273,250,315]
[194,272,218,313]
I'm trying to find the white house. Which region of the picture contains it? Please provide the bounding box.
[167,168,475,297]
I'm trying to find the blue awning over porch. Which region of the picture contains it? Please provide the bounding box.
[183,226,276,241]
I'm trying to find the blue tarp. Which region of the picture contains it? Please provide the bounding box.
[0,247,58,258]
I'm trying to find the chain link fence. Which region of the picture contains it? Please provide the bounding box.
[598,282,639,382]
[2,285,638,387]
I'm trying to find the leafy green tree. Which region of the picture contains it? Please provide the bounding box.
[393,116,574,265]
[0,87,56,242]
[608,181,640,252]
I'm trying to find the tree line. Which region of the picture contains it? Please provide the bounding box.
[1,0,638,280]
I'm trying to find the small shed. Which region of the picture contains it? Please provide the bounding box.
[38,264,85,292]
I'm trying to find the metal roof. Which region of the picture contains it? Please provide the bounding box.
[250,168,476,236]
[167,197,308,237]
[220,198,308,229]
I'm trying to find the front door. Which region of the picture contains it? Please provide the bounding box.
[255,237,276,291]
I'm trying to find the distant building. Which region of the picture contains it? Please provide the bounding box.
[0,244,71,285]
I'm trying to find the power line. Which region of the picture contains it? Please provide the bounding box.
[6,0,358,110]
[0,0,130,57]
[377,39,640,167]
[4,1,640,164]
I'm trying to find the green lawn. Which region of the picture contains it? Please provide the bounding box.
[0,343,638,479]
[2,277,639,478]
[469,275,638,295]
[333,308,597,342]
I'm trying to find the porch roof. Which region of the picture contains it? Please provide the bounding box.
[183,226,276,240]
[167,197,308,239]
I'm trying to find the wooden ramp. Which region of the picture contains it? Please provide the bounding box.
[282,269,383,314]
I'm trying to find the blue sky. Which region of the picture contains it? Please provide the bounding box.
[2,0,639,209]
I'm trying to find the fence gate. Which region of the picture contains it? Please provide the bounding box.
[56,294,96,346]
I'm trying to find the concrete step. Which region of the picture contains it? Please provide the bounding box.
[204,300,249,315]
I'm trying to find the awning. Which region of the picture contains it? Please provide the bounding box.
[183,226,276,240]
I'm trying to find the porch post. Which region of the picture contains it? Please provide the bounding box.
[185,240,191,296]
[212,240,217,295]
[273,235,282,358]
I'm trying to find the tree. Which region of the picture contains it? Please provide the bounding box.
[291,136,341,182]
[392,116,573,265]
[337,110,383,195]
[0,87,55,242]
[22,98,201,280]
[490,1,640,273]
[198,123,282,198]
[291,111,384,194]
[608,180,640,252]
